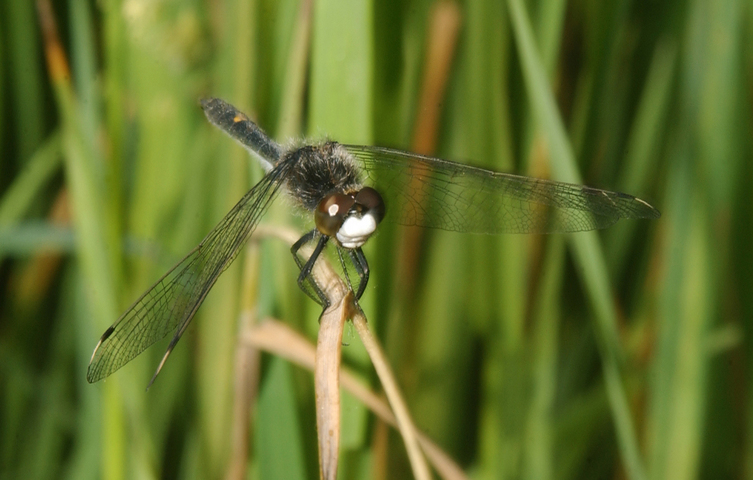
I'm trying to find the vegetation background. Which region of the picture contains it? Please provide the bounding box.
[0,0,749,479]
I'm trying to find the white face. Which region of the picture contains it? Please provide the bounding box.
[336,212,378,249]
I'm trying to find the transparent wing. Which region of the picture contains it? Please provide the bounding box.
[86,167,286,383]
[344,145,660,234]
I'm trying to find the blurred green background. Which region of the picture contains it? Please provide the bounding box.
[0,0,749,479]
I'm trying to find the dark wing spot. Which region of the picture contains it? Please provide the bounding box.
[100,325,115,342]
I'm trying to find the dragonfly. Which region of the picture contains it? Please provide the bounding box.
[87,97,660,387]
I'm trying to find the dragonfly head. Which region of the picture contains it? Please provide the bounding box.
[315,187,385,249]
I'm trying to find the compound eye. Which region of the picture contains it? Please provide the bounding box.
[355,187,385,224]
[315,193,356,237]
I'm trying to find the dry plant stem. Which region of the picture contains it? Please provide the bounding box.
[309,243,351,480]
[225,241,263,480]
[255,224,349,479]
[226,311,260,480]
[37,0,71,82]
[244,319,467,480]
[412,0,462,155]
[315,294,350,480]
[391,1,461,352]
[351,312,432,480]
[250,226,438,479]
[16,188,70,305]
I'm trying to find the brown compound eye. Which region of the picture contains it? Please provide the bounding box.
[355,187,385,224]
[315,193,356,237]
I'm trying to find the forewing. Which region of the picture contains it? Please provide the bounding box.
[86,169,285,383]
[344,145,659,234]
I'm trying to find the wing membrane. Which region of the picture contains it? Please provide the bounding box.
[344,145,659,234]
[86,167,286,383]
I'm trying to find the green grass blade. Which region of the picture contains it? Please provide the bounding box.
[506,1,646,479]
[524,237,565,480]
[38,3,127,478]
[0,132,61,226]
[256,358,308,479]
[5,0,45,162]
[0,223,73,254]
[605,41,676,275]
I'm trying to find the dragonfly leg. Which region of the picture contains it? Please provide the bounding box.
[291,230,330,308]
[335,247,356,296]
[335,247,367,301]
[349,247,370,301]
[291,229,317,271]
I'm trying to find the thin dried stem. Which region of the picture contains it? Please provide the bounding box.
[248,225,441,480]
[351,312,432,480]
[244,319,468,480]
[254,225,350,480]
[225,240,263,480]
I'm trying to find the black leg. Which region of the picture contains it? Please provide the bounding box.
[291,230,330,307]
[291,229,317,271]
[298,235,330,287]
[336,247,356,296]
[349,247,370,300]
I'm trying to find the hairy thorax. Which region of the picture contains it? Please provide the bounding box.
[282,142,363,212]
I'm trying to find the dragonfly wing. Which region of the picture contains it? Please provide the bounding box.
[86,167,286,383]
[344,145,659,234]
